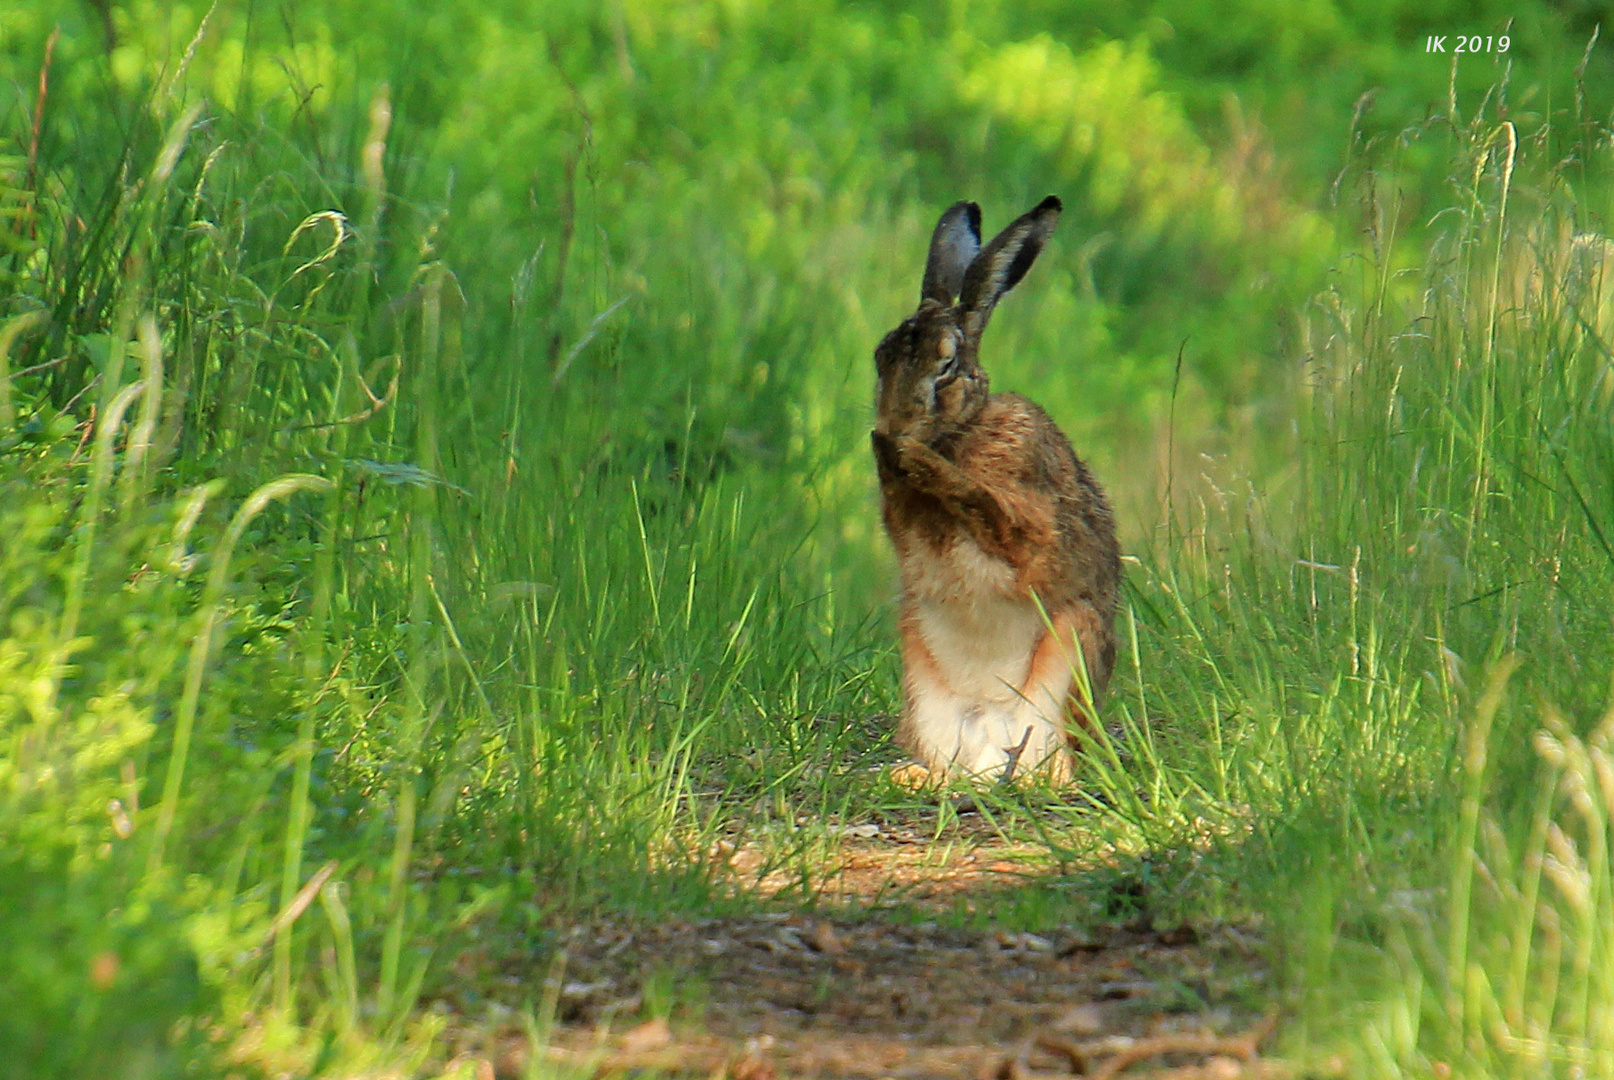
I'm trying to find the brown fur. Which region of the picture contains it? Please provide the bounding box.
[873,198,1121,782]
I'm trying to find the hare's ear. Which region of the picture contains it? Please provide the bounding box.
[958,195,1061,342]
[921,201,982,305]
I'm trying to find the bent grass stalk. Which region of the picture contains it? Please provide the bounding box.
[0,309,47,431]
[1445,656,1517,1037]
[119,315,164,516]
[54,292,135,654]
[318,878,361,1038]
[379,263,449,1030]
[55,102,204,684]
[146,473,335,874]
[1468,121,1518,555]
[274,473,342,1016]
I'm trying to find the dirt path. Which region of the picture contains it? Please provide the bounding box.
[437,816,1281,1079]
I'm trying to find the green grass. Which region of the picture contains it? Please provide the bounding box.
[4,3,1614,1077]
[1102,102,1614,1073]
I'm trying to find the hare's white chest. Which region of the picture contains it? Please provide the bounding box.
[903,535,1042,701]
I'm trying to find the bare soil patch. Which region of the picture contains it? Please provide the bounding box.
[438,818,1278,1079]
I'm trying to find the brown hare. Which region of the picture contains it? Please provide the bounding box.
[872,196,1120,785]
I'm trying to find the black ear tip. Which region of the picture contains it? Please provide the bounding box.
[1036,194,1062,215]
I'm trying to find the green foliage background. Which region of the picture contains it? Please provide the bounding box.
[2,1,1614,1076]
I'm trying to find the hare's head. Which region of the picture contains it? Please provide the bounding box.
[874,196,1062,442]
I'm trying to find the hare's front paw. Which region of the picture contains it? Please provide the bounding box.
[893,435,952,485]
[871,429,904,479]
[888,760,943,791]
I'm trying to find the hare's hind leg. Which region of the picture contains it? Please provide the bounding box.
[1010,608,1109,784]
[893,616,952,784]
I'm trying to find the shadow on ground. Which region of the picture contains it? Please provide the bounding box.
[432,810,1287,1079]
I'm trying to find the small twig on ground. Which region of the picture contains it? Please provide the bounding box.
[999,725,1035,786]
[1089,1011,1279,1080]
[1033,1033,1088,1074]
[994,1054,1032,1080]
